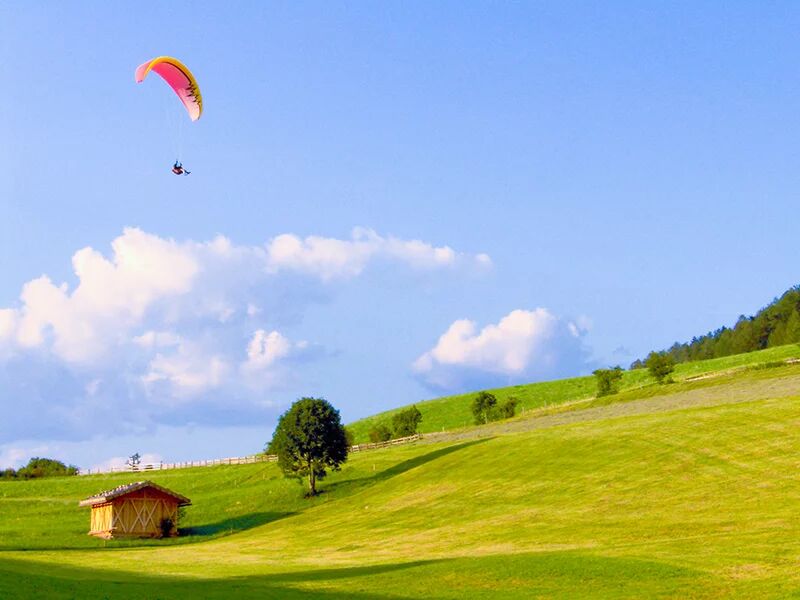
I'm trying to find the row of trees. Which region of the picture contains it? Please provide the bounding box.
[1,457,79,480]
[633,286,800,367]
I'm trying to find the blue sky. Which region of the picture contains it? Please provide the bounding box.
[1,2,799,470]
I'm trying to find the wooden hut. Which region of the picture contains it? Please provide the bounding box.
[79,481,191,539]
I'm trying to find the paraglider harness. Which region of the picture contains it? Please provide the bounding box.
[172,160,190,176]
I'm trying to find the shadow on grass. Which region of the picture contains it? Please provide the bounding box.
[0,555,447,600]
[0,549,728,599]
[323,437,491,495]
[182,511,295,537]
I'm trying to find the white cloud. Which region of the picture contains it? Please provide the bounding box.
[240,329,314,392]
[0,308,17,340]
[0,227,489,442]
[6,228,201,363]
[244,330,292,370]
[0,227,489,364]
[132,330,182,349]
[142,344,231,400]
[265,227,490,281]
[413,308,591,392]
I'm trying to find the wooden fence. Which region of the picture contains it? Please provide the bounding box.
[349,433,421,452]
[80,434,422,475]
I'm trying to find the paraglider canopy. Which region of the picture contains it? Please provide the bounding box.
[135,56,202,121]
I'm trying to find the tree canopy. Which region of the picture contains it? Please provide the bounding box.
[593,367,623,396]
[645,352,675,384]
[633,286,800,368]
[472,391,498,425]
[471,391,518,425]
[3,457,79,480]
[392,405,423,438]
[267,397,349,496]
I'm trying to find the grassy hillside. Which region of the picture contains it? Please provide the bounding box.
[347,343,800,442]
[2,354,800,597]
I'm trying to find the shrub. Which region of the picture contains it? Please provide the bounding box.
[368,424,393,443]
[646,352,675,384]
[392,406,423,437]
[497,396,519,419]
[472,391,498,425]
[593,367,623,396]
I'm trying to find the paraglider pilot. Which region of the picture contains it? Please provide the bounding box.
[172,160,190,176]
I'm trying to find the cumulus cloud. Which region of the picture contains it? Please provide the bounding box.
[132,330,182,349]
[142,347,231,401]
[413,308,591,392]
[244,330,293,371]
[265,227,491,281]
[0,227,489,443]
[239,329,315,391]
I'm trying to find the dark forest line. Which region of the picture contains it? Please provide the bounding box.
[633,286,800,368]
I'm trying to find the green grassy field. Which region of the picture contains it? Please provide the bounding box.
[2,346,800,598]
[347,344,800,442]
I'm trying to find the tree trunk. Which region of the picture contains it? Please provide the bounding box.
[308,461,316,496]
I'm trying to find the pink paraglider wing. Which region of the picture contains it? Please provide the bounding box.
[135,57,203,121]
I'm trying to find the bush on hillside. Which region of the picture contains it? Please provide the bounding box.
[368,424,393,443]
[498,396,519,419]
[646,352,675,384]
[472,392,519,425]
[392,406,423,438]
[593,367,623,396]
[472,391,498,425]
[13,457,78,480]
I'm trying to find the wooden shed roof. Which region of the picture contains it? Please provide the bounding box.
[79,480,191,507]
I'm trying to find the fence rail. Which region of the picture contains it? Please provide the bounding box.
[349,434,421,452]
[80,434,422,475]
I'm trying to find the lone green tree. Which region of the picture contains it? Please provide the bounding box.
[646,352,675,384]
[268,397,349,496]
[472,391,498,425]
[593,367,623,396]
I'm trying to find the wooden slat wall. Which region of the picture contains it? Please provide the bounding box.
[89,502,112,535]
[111,488,180,537]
